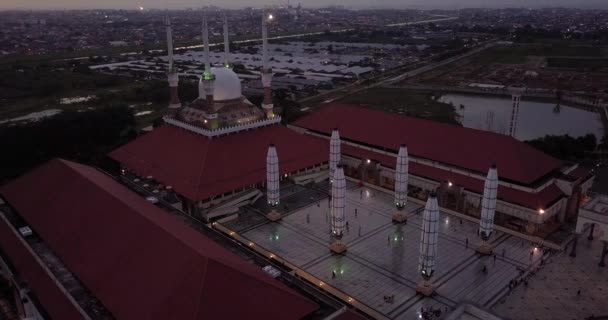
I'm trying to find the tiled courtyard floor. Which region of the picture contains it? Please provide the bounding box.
[236,183,548,319]
[492,236,608,320]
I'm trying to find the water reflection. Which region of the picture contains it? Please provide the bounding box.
[439,94,603,141]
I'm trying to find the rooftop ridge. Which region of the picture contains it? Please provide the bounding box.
[163,115,281,138]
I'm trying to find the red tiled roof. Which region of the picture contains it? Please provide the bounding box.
[110,124,328,201]
[293,104,563,185]
[0,159,318,320]
[0,215,85,320]
[342,144,564,210]
[568,166,592,180]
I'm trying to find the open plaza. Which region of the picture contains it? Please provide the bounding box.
[222,180,548,319]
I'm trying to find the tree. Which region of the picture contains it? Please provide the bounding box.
[0,106,136,183]
[526,134,597,160]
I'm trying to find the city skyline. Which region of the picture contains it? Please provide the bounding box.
[2,0,608,10]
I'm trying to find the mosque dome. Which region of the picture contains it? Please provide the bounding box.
[199,67,242,101]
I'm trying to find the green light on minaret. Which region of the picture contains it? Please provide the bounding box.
[203,70,215,81]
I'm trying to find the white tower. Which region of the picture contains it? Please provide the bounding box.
[330,165,347,254]
[200,16,215,103]
[393,144,409,224]
[223,15,231,68]
[507,86,525,138]
[266,144,281,221]
[417,193,439,296]
[261,13,274,119]
[165,16,181,115]
[329,129,341,182]
[477,164,498,255]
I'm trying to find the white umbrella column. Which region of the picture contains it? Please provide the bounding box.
[266,144,281,221]
[477,164,498,255]
[329,129,341,182]
[329,165,347,254]
[416,193,439,296]
[392,144,409,224]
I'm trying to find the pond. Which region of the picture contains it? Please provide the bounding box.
[438,94,604,141]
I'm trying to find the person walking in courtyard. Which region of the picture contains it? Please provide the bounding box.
[306,213,310,224]
[465,237,469,248]
[332,271,336,279]
[355,208,358,218]
[494,254,497,263]
[346,221,350,233]
[360,189,363,199]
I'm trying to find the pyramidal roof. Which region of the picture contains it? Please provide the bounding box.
[0,159,318,320]
[293,103,563,185]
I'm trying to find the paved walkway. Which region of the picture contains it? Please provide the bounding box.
[492,237,608,320]
[241,184,547,319]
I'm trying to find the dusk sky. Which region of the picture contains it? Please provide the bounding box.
[2,0,608,10]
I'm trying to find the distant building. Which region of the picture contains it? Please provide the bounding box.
[108,40,128,47]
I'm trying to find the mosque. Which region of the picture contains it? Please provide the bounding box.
[0,13,601,320]
[110,13,594,235]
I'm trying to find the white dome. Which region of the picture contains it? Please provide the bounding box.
[199,67,242,101]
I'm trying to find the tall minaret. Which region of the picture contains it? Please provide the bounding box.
[261,13,274,118]
[329,165,347,254]
[507,86,525,138]
[223,15,231,68]
[201,15,215,105]
[329,129,341,182]
[165,16,181,116]
[266,144,281,221]
[416,193,439,296]
[477,164,498,255]
[392,144,409,224]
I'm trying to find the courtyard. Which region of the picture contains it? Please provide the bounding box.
[224,182,547,319]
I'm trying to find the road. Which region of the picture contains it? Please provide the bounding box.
[298,40,497,109]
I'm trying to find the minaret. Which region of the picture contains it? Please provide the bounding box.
[261,13,274,119]
[392,145,409,224]
[266,144,281,221]
[329,165,347,254]
[416,193,439,296]
[507,86,525,138]
[476,164,498,255]
[223,15,231,68]
[201,16,215,105]
[329,128,341,182]
[165,16,181,116]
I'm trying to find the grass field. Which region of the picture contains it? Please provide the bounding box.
[338,87,459,124]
